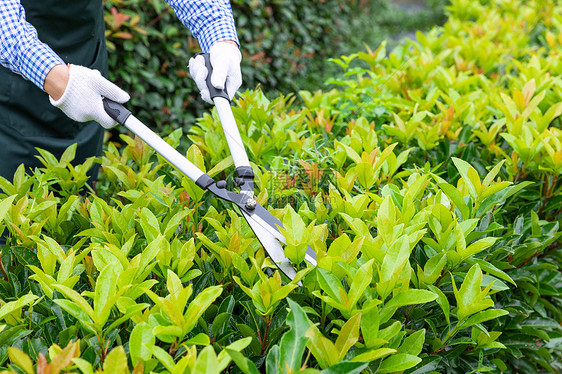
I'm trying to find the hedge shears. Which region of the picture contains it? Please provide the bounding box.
[103,54,317,281]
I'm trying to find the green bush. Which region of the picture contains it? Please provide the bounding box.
[1,0,561,373]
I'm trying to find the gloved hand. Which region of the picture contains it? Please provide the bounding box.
[189,41,242,103]
[49,65,130,129]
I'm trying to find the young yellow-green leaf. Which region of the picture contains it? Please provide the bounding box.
[187,144,206,172]
[452,157,481,200]
[482,160,505,189]
[94,266,117,322]
[361,308,382,348]
[140,207,160,243]
[103,346,128,374]
[149,345,176,372]
[207,155,234,177]
[466,258,516,286]
[453,264,494,321]
[166,269,183,300]
[335,313,361,360]
[0,293,38,321]
[352,348,396,362]
[459,237,497,261]
[383,289,437,309]
[217,337,254,372]
[130,322,155,364]
[0,195,16,225]
[423,254,447,285]
[72,358,94,374]
[347,259,374,310]
[381,235,410,282]
[193,346,219,374]
[283,206,306,244]
[438,182,470,220]
[183,286,223,335]
[8,347,33,374]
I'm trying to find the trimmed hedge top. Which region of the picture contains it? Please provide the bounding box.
[0,0,561,373]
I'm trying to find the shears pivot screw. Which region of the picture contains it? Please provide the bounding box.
[245,198,257,210]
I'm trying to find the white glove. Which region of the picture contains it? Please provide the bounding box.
[49,65,130,129]
[189,42,242,103]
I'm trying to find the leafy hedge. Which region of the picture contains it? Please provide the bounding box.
[1,0,562,373]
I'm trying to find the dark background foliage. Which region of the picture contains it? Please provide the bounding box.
[103,0,447,134]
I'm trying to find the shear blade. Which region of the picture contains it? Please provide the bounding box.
[240,210,298,280]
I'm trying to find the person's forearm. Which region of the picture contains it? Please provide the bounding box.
[44,64,69,100]
[0,0,65,89]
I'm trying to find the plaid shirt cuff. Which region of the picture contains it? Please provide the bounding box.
[197,17,239,52]
[20,44,65,89]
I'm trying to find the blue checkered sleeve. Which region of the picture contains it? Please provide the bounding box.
[0,0,65,89]
[165,0,239,52]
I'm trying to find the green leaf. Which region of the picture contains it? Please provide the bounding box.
[266,344,282,373]
[383,289,437,309]
[207,156,234,177]
[94,266,117,325]
[184,333,211,346]
[399,329,425,356]
[352,348,395,362]
[322,361,369,374]
[283,206,306,243]
[140,207,161,243]
[427,285,450,327]
[193,346,219,374]
[53,300,92,324]
[183,286,223,335]
[149,345,175,372]
[423,254,447,285]
[278,299,313,373]
[225,348,261,374]
[452,157,480,200]
[461,309,509,329]
[103,346,128,374]
[347,259,374,309]
[455,264,487,320]
[72,358,94,374]
[334,313,361,360]
[316,268,343,303]
[0,195,16,224]
[465,258,516,286]
[129,322,155,364]
[361,308,381,348]
[378,353,422,373]
[381,235,410,282]
[217,337,253,372]
[8,347,34,374]
[0,293,38,321]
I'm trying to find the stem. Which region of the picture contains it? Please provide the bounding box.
[98,333,107,362]
[0,254,9,281]
[260,316,273,355]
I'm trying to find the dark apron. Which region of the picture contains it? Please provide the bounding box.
[0,0,107,183]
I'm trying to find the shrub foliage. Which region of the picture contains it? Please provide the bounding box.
[1,0,562,373]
